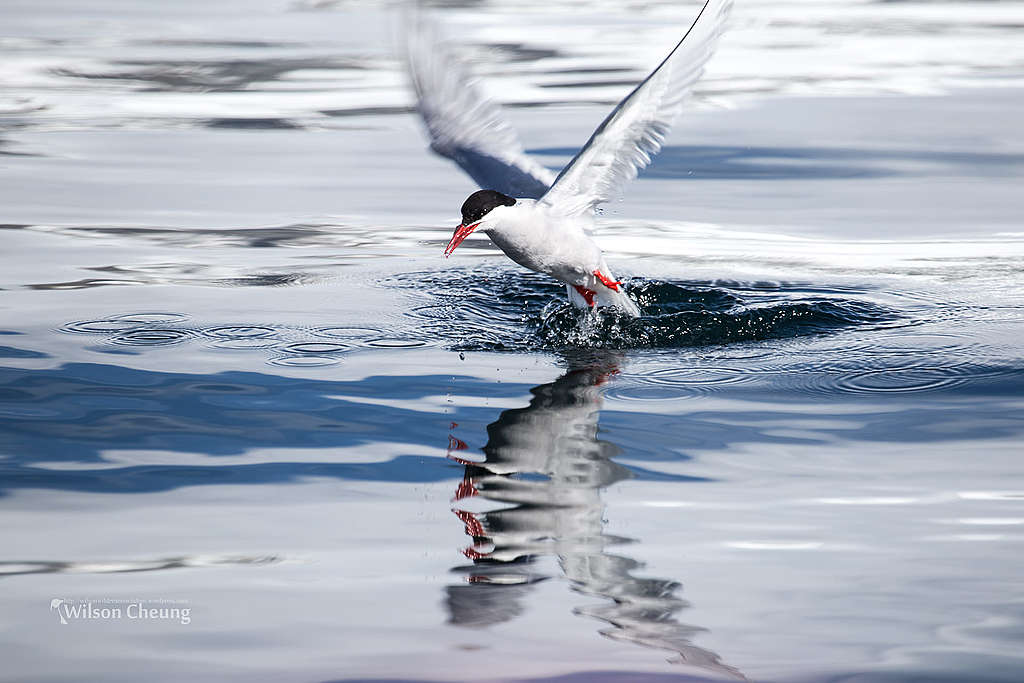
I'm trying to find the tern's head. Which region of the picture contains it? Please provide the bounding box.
[444,189,516,257]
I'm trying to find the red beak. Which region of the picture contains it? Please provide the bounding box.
[444,221,480,257]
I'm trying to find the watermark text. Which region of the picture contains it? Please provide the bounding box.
[50,598,191,625]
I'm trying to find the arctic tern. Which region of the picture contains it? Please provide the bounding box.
[406,0,732,316]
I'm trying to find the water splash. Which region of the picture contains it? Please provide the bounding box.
[396,268,896,352]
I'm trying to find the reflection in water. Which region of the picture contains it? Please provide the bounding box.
[446,353,744,680]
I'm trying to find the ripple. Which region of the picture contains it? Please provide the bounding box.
[408,304,452,320]
[61,315,376,360]
[202,326,277,339]
[700,346,778,362]
[281,341,350,354]
[871,331,973,356]
[109,329,192,347]
[64,312,189,334]
[209,337,282,350]
[364,338,428,348]
[268,355,341,367]
[312,326,384,340]
[605,383,709,402]
[111,312,189,324]
[778,356,1016,397]
[835,364,971,394]
[635,366,752,387]
[64,319,144,333]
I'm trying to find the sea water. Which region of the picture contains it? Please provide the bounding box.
[1,1,1023,681]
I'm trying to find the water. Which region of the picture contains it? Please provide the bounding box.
[2,1,1024,681]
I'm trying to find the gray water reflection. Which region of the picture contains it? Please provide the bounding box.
[447,354,744,679]
[53,56,365,93]
[0,554,278,578]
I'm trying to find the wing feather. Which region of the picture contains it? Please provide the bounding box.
[540,0,732,215]
[404,8,556,199]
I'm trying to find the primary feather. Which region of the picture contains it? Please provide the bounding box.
[540,0,732,216]
[403,8,556,199]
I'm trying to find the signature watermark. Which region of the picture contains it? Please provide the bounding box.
[50,598,191,625]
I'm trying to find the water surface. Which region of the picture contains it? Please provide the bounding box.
[2,1,1024,681]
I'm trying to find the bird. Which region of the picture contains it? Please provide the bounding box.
[405,0,732,316]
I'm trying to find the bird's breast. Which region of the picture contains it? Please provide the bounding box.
[487,213,601,285]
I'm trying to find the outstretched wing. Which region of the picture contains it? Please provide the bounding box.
[540,0,732,216]
[404,8,556,199]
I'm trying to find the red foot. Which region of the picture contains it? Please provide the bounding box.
[572,284,596,308]
[453,508,485,537]
[453,476,478,501]
[593,270,622,291]
[447,435,468,451]
[463,546,490,560]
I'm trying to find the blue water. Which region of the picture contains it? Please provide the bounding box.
[2,1,1024,682]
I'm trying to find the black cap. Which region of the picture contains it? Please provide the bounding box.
[461,190,516,225]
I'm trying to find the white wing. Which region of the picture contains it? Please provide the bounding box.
[403,8,557,199]
[540,0,732,216]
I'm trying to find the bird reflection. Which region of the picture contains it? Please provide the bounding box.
[446,352,743,679]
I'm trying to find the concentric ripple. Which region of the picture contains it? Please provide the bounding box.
[109,329,193,347]
[282,341,350,354]
[268,355,340,367]
[63,312,189,334]
[203,326,277,339]
[604,383,712,403]
[312,326,384,340]
[834,364,971,394]
[364,338,428,349]
[636,366,753,387]
[209,337,282,350]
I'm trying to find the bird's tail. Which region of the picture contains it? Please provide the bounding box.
[602,285,642,317]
